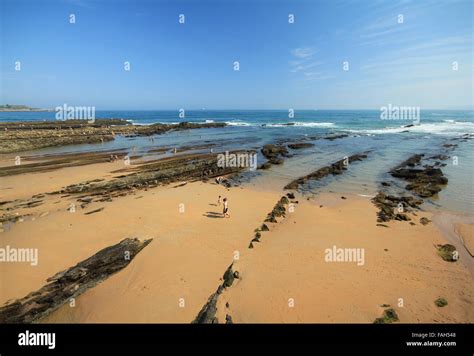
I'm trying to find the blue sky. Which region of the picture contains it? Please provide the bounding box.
[1,0,472,109]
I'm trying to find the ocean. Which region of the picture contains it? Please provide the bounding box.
[1,109,473,214]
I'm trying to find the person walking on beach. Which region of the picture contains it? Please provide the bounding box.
[222,198,230,218]
[218,195,221,205]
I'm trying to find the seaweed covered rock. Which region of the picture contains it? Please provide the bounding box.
[261,144,289,160]
[434,298,448,307]
[0,238,152,323]
[260,144,290,168]
[390,154,449,198]
[420,217,431,225]
[192,285,224,324]
[288,142,314,150]
[223,264,235,288]
[371,192,422,222]
[374,308,399,324]
[436,244,458,262]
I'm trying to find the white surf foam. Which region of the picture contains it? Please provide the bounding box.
[265,122,335,128]
[225,121,254,126]
[350,121,474,135]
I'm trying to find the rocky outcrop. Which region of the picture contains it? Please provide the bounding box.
[192,263,238,324]
[264,196,289,223]
[324,134,349,141]
[0,120,227,153]
[191,286,223,324]
[287,142,314,150]
[389,154,448,198]
[260,144,290,166]
[0,238,152,323]
[373,148,452,223]
[248,196,292,249]
[371,192,422,222]
[57,151,251,200]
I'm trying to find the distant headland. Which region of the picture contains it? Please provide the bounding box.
[0,104,51,112]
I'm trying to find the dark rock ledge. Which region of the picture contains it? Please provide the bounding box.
[0,238,152,323]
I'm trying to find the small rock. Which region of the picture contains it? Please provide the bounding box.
[374,308,399,324]
[437,244,458,262]
[420,217,431,225]
[223,264,235,288]
[434,298,448,307]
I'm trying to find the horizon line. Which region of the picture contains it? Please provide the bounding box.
[3,107,472,112]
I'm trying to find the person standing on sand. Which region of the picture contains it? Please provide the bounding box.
[223,198,230,218]
[218,195,221,205]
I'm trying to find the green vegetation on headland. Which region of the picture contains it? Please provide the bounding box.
[0,104,50,112]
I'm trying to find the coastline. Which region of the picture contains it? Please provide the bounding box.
[0,119,473,323]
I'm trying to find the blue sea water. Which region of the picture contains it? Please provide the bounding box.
[1,109,473,132]
[1,110,473,214]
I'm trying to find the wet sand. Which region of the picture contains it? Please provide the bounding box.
[455,223,474,257]
[220,194,474,323]
[0,142,473,323]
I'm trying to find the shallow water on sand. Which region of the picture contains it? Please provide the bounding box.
[1,110,472,214]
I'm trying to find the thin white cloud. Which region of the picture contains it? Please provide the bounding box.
[290,61,323,73]
[291,47,317,59]
[289,47,333,87]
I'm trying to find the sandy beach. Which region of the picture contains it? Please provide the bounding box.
[0,126,472,323]
[1,3,473,352]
